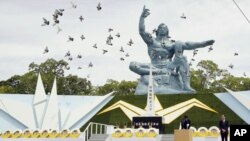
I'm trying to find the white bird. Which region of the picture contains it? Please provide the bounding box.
[127,39,134,46]
[180,13,186,19]
[71,2,77,9]
[77,54,82,59]
[43,46,49,54]
[108,28,113,32]
[88,62,93,67]
[68,56,73,61]
[115,33,120,37]
[243,72,247,77]
[152,28,157,34]
[102,49,108,54]
[108,34,113,40]
[106,39,113,46]
[41,18,49,26]
[228,64,234,69]
[80,35,85,40]
[67,36,74,42]
[93,43,98,49]
[57,26,62,34]
[65,51,71,57]
[97,2,102,11]
[79,16,84,22]
[193,49,198,57]
[120,47,124,52]
[208,46,213,52]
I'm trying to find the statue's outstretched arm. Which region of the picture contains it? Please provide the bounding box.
[139,6,153,45]
[183,40,215,50]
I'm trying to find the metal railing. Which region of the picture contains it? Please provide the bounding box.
[82,122,109,141]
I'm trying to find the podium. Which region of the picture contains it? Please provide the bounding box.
[174,130,192,141]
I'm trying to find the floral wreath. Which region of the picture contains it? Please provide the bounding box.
[12,130,22,138]
[147,128,157,137]
[70,129,80,138]
[40,130,49,138]
[112,129,123,138]
[123,128,133,138]
[59,129,70,138]
[197,127,208,137]
[22,130,31,138]
[49,130,58,138]
[135,128,146,137]
[2,130,12,138]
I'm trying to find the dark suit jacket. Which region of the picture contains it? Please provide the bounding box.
[219,120,229,133]
[181,119,191,129]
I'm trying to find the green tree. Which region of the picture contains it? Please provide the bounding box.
[95,79,119,95]
[0,58,92,95]
[117,80,137,95]
[190,60,250,93]
[29,59,68,77]
[0,85,16,93]
[95,79,138,95]
[59,75,92,95]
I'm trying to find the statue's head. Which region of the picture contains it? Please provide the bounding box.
[156,23,169,37]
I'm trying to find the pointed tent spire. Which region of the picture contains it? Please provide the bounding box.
[41,77,59,130]
[51,77,57,95]
[33,73,47,105]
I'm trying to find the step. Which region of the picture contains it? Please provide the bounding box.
[89,134,109,141]
[161,134,174,141]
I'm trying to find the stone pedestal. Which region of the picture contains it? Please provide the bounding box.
[135,74,195,95]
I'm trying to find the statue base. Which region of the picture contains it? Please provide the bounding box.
[135,74,196,95]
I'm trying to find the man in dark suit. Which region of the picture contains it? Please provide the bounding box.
[219,115,229,141]
[181,115,191,129]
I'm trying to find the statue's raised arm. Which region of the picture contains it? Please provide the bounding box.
[182,40,215,50]
[139,6,153,45]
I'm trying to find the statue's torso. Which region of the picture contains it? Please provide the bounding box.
[148,38,174,67]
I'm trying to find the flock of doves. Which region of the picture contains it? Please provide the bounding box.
[40,2,134,77]
[40,2,246,78]
[180,13,245,77]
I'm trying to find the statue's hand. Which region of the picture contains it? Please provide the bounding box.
[141,5,150,18]
[205,40,215,46]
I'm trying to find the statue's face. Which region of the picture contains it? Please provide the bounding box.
[157,24,169,36]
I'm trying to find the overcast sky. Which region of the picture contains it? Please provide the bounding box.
[0,0,250,86]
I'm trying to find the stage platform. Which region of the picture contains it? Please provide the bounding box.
[0,134,225,141]
[0,139,83,141]
[107,134,223,141]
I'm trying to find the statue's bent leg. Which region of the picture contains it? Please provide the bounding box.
[129,61,150,75]
[180,72,195,92]
[129,61,166,75]
[173,56,195,92]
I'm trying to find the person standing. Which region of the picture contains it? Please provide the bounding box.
[181,115,191,129]
[219,115,229,141]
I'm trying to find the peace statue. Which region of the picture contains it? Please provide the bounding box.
[129,6,215,95]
